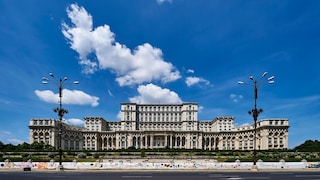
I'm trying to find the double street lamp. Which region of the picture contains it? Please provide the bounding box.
[42,73,78,170]
[238,72,274,169]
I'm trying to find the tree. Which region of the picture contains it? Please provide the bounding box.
[30,142,44,150]
[16,142,31,151]
[293,140,320,152]
[3,143,15,151]
[0,141,4,150]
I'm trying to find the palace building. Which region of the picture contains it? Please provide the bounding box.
[29,102,289,151]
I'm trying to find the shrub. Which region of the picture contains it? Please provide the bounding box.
[141,149,146,157]
[48,152,55,159]
[77,152,87,158]
[21,153,29,158]
[92,153,99,158]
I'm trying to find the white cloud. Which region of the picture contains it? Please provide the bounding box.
[129,83,182,104]
[0,130,26,145]
[107,89,113,97]
[157,0,172,4]
[187,69,194,74]
[62,4,181,86]
[198,106,204,113]
[234,122,252,127]
[7,138,24,145]
[185,76,210,87]
[229,93,243,102]
[238,123,251,127]
[0,130,11,135]
[66,118,84,126]
[117,111,121,120]
[34,89,99,107]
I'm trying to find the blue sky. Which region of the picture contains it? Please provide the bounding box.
[0,0,319,149]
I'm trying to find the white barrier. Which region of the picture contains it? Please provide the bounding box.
[0,160,317,170]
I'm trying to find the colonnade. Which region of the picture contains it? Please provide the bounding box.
[81,129,288,151]
[82,133,203,150]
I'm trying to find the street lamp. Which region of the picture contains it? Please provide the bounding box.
[42,73,78,170]
[238,72,274,170]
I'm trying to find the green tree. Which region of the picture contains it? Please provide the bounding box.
[293,140,320,152]
[3,143,15,151]
[0,141,4,150]
[16,142,31,151]
[141,149,146,157]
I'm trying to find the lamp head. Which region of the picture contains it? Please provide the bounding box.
[268,76,275,81]
[262,72,268,77]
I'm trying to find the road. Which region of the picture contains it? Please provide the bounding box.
[0,171,320,180]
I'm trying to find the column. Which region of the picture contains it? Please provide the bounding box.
[198,134,202,149]
[101,136,105,150]
[128,135,132,148]
[95,135,98,150]
[106,137,109,150]
[165,135,168,147]
[140,136,143,148]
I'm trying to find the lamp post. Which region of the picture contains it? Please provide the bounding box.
[238,72,274,170]
[42,73,78,170]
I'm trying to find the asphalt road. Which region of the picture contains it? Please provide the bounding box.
[1,171,320,180]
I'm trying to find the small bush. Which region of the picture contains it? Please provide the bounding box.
[141,149,146,157]
[92,153,99,158]
[77,152,87,158]
[48,152,55,159]
[21,153,29,158]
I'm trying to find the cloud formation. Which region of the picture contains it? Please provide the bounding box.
[62,4,181,86]
[65,118,84,126]
[0,130,25,145]
[229,93,243,102]
[185,76,210,87]
[157,0,172,4]
[129,83,182,104]
[7,138,24,145]
[187,69,194,74]
[34,89,99,107]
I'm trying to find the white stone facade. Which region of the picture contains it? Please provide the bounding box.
[29,102,289,151]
